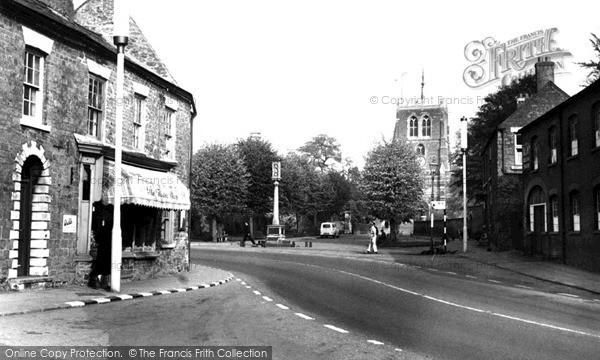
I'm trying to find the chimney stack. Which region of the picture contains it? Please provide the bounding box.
[535,57,555,93]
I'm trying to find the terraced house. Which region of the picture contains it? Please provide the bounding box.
[0,0,196,290]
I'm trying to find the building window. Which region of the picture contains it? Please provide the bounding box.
[409,116,418,137]
[514,133,523,166]
[531,137,539,171]
[161,210,173,244]
[164,109,175,160]
[133,95,145,149]
[550,195,559,232]
[422,116,431,137]
[595,187,600,231]
[416,144,425,156]
[593,103,600,148]
[87,76,104,139]
[568,115,578,157]
[23,50,44,123]
[548,127,557,164]
[570,191,580,232]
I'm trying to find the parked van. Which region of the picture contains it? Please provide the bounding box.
[320,222,339,238]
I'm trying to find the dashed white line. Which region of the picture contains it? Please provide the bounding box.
[276,304,289,310]
[241,282,247,285]
[444,271,458,275]
[138,292,153,297]
[367,340,384,345]
[516,285,533,290]
[236,278,242,282]
[324,325,349,334]
[295,313,314,320]
[395,348,403,352]
[488,280,502,284]
[557,293,580,298]
[245,286,251,289]
[465,275,477,279]
[253,290,261,295]
[262,296,273,302]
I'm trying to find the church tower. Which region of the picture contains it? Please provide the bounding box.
[392,72,450,209]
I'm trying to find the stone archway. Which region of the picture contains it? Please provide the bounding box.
[9,141,51,279]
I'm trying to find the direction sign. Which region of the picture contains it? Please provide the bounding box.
[431,201,446,210]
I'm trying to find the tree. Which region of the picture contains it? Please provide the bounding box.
[298,134,342,172]
[191,144,249,241]
[454,74,537,203]
[236,137,279,234]
[360,140,425,241]
[578,33,600,84]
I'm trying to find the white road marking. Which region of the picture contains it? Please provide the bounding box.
[324,325,349,333]
[158,290,171,295]
[65,301,85,307]
[241,282,247,285]
[245,286,251,289]
[138,292,153,297]
[444,271,457,275]
[558,293,580,298]
[173,288,187,293]
[337,270,600,339]
[253,290,261,295]
[262,296,273,302]
[295,313,314,320]
[116,294,133,300]
[367,340,384,345]
[276,304,289,310]
[516,285,533,290]
[236,278,242,282]
[428,268,439,272]
[188,286,199,290]
[488,280,502,284]
[465,275,477,279]
[395,348,403,352]
[92,298,111,304]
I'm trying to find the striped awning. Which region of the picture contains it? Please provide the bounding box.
[102,161,190,210]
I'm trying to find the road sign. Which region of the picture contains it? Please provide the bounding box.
[431,201,446,210]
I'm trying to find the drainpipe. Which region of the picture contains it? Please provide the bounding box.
[557,109,567,264]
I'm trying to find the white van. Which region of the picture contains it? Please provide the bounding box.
[320,222,339,238]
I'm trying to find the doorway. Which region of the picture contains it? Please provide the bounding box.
[18,156,43,277]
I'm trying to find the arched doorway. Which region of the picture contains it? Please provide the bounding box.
[18,156,43,277]
[527,185,547,255]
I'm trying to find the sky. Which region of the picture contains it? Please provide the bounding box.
[128,0,600,168]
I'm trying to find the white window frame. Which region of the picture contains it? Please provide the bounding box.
[87,75,105,139]
[569,116,578,157]
[161,210,174,244]
[570,192,580,232]
[421,115,431,138]
[20,27,53,132]
[86,60,111,140]
[164,108,176,160]
[550,196,559,232]
[408,116,418,138]
[133,94,146,150]
[510,127,523,168]
[531,138,539,171]
[528,203,547,233]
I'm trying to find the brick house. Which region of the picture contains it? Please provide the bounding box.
[519,78,600,272]
[481,59,569,250]
[0,0,196,290]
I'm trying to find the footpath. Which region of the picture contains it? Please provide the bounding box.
[0,265,233,317]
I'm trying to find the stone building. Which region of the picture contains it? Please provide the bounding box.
[393,103,451,211]
[481,59,568,250]
[519,78,600,272]
[0,0,196,290]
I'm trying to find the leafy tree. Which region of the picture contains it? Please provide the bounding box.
[361,140,424,241]
[578,33,600,84]
[454,74,536,203]
[298,134,342,172]
[191,144,249,241]
[236,137,279,234]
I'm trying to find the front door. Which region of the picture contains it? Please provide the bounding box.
[18,157,43,277]
[533,205,545,254]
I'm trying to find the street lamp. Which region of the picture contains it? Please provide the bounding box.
[461,116,468,253]
[429,161,439,253]
[111,0,129,292]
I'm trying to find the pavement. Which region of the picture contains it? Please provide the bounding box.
[0,265,234,317]
[2,235,600,317]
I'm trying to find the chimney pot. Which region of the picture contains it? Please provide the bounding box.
[535,59,555,93]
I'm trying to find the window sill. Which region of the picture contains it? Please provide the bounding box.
[511,165,523,171]
[121,250,160,259]
[567,231,581,236]
[20,117,50,132]
[592,147,600,154]
[547,162,557,168]
[567,155,579,161]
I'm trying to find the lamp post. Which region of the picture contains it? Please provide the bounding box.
[461,116,468,253]
[111,0,128,292]
[429,161,438,253]
[272,162,281,225]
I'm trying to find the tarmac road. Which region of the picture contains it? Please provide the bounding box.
[194,246,600,360]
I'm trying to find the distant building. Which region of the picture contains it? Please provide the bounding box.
[481,59,568,250]
[393,102,451,211]
[519,78,600,272]
[0,0,196,290]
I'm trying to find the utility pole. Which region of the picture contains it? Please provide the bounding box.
[461,116,468,253]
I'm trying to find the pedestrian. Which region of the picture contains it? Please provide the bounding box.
[242,222,257,247]
[366,221,378,254]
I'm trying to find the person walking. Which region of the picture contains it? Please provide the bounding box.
[242,221,257,247]
[366,221,378,254]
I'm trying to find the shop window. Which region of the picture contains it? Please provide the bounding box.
[161,210,173,244]
[122,205,160,252]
